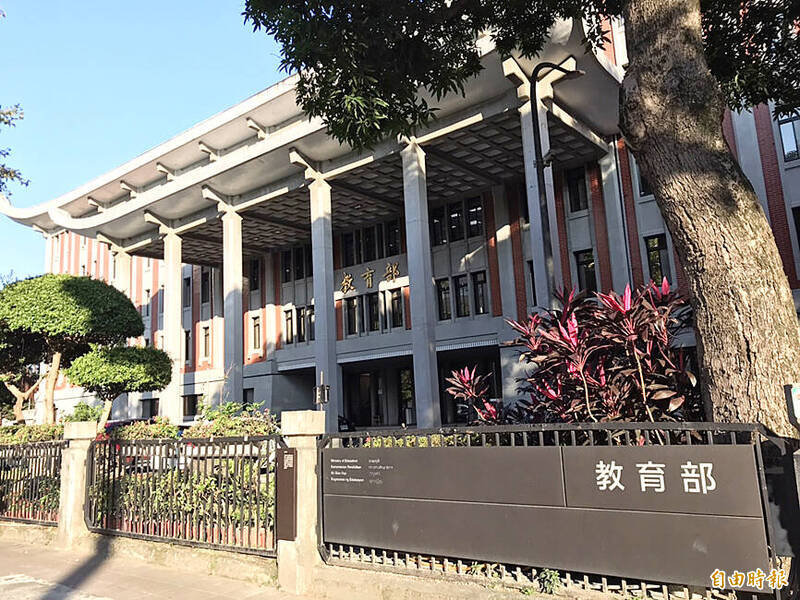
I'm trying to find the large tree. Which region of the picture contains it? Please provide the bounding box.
[243,0,800,436]
[0,274,145,423]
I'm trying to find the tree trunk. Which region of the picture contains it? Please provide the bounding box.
[621,0,800,437]
[42,352,62,425]
[4,383,26,423]
[97,399,113,434]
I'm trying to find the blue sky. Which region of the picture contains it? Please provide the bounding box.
[0,1,283,278]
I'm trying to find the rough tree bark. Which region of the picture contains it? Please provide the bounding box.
[4,373,46,423]
[621,0,800,437]
[42,352,61,425]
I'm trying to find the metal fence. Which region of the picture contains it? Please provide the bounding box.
[320,422,788,600]
[0,440,66,526]
[85,435,285,556]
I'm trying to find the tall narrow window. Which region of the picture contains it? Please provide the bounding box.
[454,275,470,317]
[293,247,305,280]
[574,249,597,293]
[249,259,260,291]
[251,316,261,350]
[363,226,376,262]
[202,326,210,359]
[184,330,191,363]
[345,297,358,335]
[308,306,315,341]
[472,271,487,315]
[376,224,385,259]
[342,232,355,267]
[284,309,294,344]
[436,279,452,320]
[305,244,313,277]
[527,260,537,307]
[645,234,672,284]
[281,250,292,283]
[385,219,401,256]
[566,167,588,212]
[467,197,483,237]
[201,269,211,303]
[448,202,465,241]
[366,292,380,331]
[354,229,363,264]
[780,117,799,162]
[431,206,446,246]
[182,276,191,308]
[297,307,306,342]
[143,289,151,317]
[390,289,403,328]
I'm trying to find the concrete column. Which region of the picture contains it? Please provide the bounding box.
[222,210,244,404]
[112,249,131,297]
[57,421,96,549]
[599,149,632,291]
[309,178,341,432]
[492,184,518,337]
[401,140,441,428]
[519,98,561,307]
[276,410,325,595]
[161,231,183,423]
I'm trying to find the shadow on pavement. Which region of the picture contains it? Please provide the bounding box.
[39,535,111,600]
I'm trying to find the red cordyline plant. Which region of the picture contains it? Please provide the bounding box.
[447,280,702,425]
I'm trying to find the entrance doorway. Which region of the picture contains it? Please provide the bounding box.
[341,358,416,429]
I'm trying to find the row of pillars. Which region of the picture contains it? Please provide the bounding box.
[105,112,557,432]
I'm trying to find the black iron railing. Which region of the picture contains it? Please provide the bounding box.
[320,422,787,600]
[0,440,66,526]
[86,435,284,556]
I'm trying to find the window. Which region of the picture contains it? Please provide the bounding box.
[448,202,465,241]
[566,167,588,212]
[527,260,537,307]
[455,275,470,318]
[390,289,403,328]
[638,166,653,197]
[366,292,380,331]
[645,234,672,284]
[251,316,261,350]
[141,398,159,419]
[184,330,191,363]
[574,249,597,293]
[308,306,315,340]
[143,289,151,317]
[375,224,385,259]
[249,259,260,291]
[467,197,483,237]
[431,206,446,246]
[436,278,452,320]
[345,298,358,335]
[297,307,306,342]
[780,116,799,162]
[244,388,255,405]
[201,269,211,304]
[305,244,313,277]
[202,326,211,359]
[281,250,292,283]
[342,232,356,267]
[182,276,191,308]
[183,395,199,418]
[472,271,487,315]
[284,309,294,344]
[385,219,401,256]
[364,227,376,262]
[294,247,305,280]
[354,229,363,264]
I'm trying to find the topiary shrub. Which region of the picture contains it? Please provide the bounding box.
[62,401,103,423]
[183,401,279,438]
[103,417,179,441]
[0,424,63,445]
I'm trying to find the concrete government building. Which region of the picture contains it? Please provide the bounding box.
[3,20,799,432]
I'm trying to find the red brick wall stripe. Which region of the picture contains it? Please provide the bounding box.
[588,163,613,293]
[273,252,283,350]
[616,140,645,288]
[753,104,799,287]
[553,170,573,291]
[505,181,529,320]
[482,190,503,317]
[403,286,412,329]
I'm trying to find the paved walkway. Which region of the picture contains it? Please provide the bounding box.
[0,541,303,600]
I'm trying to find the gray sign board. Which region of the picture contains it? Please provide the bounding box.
[321,445,771,590]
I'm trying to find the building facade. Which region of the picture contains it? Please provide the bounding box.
[4,19,799,431]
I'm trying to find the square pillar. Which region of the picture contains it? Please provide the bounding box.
[519,97,561,307]
[222,210,244,404]
[162,231,183,423]
[309,178,341,432]
[111,248,131,297]
[401,140,441,428]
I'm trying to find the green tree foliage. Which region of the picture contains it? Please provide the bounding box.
[61,400,104,423]
[0,274,145,423]
[64,345,171,431]
[243,0,799,150]
[0,104,29,196]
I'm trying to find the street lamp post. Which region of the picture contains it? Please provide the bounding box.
[529,62,584,305]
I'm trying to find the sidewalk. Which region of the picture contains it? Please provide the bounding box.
[0,541,304,600]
